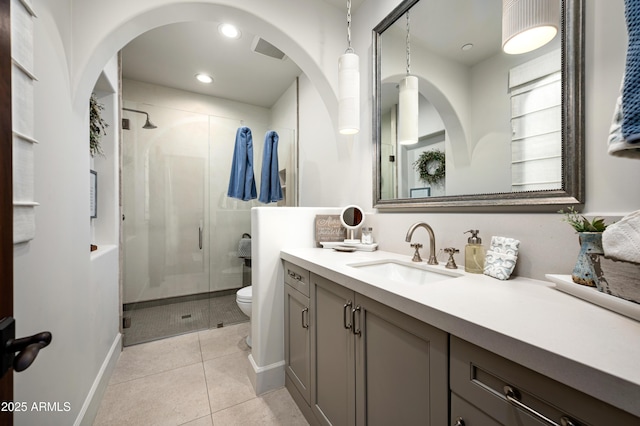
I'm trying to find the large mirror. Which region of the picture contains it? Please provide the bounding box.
[373,0,584,210]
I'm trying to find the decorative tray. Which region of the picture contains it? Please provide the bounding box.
[546,274,640,322]
[320,241,378,252]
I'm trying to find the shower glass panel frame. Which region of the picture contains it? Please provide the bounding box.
[122,101,296,346]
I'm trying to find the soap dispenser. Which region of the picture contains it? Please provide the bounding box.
[464,229,485,274]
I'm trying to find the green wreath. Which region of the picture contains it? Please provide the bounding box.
[413,149,445,185]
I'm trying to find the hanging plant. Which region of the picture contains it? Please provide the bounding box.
[413,149,446,185]
[89,93,108,157]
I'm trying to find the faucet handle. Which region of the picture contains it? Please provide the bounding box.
[410,243,423,262]
[444,247,460,269]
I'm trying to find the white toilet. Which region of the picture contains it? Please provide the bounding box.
[236,286,252,347]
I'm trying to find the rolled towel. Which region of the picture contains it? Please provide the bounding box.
[238,234,252,258]
[602,210,640,264]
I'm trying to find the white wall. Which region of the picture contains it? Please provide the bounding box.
[14,0,640,424]
[13,3,121,425]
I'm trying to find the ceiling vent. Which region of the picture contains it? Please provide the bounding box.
[251,36,287,60]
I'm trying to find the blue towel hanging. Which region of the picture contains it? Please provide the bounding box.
[227,126,257,201]
[608,0,640,158]
[259,131,284,204]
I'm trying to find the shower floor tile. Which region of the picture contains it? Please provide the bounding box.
[123,293,248,346]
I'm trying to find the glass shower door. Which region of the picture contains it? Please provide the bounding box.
[122,103,211,346]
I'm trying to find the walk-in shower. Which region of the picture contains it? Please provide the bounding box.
[121,101,295,346]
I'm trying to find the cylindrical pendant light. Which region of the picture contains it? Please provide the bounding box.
[502,0,560,55]
[398,75,419,145]
[398,11,418,145]
[338,0,360,135]
[339,52,360,135]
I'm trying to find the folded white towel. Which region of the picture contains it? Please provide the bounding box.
[603,210,640,264]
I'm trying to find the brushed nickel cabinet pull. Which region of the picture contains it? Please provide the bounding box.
[504,386,578,426]
[453,417,465,426]
[352,305,361,336]
[343,301,353,330]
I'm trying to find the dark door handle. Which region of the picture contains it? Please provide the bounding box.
[7,331,52,372]
[1,317,52,377]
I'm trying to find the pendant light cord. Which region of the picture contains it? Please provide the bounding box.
[406,11,411,75]
[346,0,354,53]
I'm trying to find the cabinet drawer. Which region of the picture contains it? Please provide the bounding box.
[284,261,310,296]
[450,336,638,426]
[451,392,501,426]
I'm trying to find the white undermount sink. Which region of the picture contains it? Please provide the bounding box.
[348,259,462,284]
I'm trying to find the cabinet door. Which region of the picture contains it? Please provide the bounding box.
[311,273,356,426]
[285,284,311,404]
[354,294,449,426]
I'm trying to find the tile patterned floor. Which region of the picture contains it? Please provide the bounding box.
[94,323,308,425]
[123,294,249,346]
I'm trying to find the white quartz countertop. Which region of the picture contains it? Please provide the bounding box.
[280,247,640,417]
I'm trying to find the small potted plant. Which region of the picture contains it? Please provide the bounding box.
[559,207,608,287]
[90,93,108,158]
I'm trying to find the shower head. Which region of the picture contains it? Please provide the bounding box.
[143,118,157,129]
[123,107,158,130]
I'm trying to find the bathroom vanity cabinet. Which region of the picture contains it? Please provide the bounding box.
[282,252,640,426]
[285,262,448,426]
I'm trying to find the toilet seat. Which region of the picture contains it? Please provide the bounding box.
[236,286,252,303]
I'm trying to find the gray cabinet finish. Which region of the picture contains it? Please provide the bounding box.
[284,284,311,405]
[311,273,355,426]
[309,273,448,426]
[354,292,448,426]
[450,336,638,425]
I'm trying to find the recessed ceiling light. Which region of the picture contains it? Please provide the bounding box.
[195,73,213,84]
[219,23,240,39]
[461,43,474,51]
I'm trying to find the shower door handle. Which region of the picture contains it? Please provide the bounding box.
[198,226,203,250]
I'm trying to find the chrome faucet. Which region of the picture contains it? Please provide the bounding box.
[405,222,438,265]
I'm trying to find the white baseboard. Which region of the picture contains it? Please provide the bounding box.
[74,333,122,426]
[248,354,285,395]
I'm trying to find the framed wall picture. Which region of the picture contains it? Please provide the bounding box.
[410,187,430,198]
[90,170,97,218]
